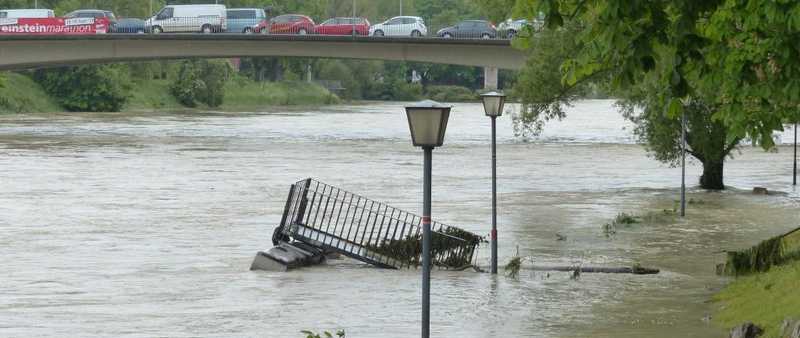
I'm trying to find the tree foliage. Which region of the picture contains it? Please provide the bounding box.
[525,0,800,147]
[34,65,130,112]
[170,60,231,108]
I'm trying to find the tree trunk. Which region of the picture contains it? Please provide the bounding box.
[700,159,724,190]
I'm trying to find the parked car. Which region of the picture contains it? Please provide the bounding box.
[64,9,117,31]
[0,9,54,18]
[112,18,147,33]
[437,20,496,39]
[146,4,226,34]
[369,16,426,37]
[226,8,266,33]
[315,17,370,36]
[255,14,315,35]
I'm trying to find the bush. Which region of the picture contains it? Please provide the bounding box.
[170,59,231,108]
[426,85,476,102]
[34,65,130,112]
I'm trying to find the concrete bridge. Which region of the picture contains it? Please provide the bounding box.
[0,34,527,88]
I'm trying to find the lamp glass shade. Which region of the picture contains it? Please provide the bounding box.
[405,100,451,147]
[481,91,506,117]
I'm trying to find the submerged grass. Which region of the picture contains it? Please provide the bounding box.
[721,228,800,276]
[602,210,677,236]
[714,260,800,338]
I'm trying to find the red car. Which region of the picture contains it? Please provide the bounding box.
[315,17,370,36]
[256,14,315,35]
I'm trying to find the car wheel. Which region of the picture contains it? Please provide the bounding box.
[507,30,517,39]
[411,30,421,37]
[202,25,212,34]
[151,26,163,34]
[243,27,252,34]
[482,33,491,39]
[298,28,307,35]
[374,30,384,37]
[443,33,453,39]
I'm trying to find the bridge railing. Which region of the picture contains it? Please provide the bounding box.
[276,178,484,269]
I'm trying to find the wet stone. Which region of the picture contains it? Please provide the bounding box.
[782,318,800,338]
[729,322,763,338]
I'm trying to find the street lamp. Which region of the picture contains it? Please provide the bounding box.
[481,91,506,275]
[404,100,451,338]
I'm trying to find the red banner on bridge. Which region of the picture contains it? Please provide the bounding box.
[0,17,109,35]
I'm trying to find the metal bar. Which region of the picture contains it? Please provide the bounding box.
[680,111,686,217]
[345,196,364,251]
[491,115,498,274]
[308,182,324,240]
[323,188,341,235]
[422,146,432,338]
[359,201,377,248]
[273,184,297,245]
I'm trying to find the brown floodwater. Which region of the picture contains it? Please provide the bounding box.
[0,100,797,337]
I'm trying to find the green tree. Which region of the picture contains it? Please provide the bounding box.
[170,60,205,107]
[34,65,130,112]
[524,0,797,149]
[509,17,739,189]
[170,59,231,108]
[198,60,231,108]
[505,0,800,189]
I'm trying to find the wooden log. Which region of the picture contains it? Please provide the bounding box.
[526,265,659,275]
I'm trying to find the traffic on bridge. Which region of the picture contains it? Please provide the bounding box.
[0,4,540,39]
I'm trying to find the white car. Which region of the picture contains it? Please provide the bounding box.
[369,16,427,37]
[146,4,226,34]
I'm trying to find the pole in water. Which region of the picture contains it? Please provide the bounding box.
[794,121,797,186]
[421,147,432,338]
[491,116,498,274]
[680,110,687,217]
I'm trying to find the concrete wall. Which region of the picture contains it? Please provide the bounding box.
[0,35,527,71]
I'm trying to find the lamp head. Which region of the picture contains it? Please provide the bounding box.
[405,100,452,148]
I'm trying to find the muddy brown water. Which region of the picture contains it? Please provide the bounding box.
[0,100,798,337]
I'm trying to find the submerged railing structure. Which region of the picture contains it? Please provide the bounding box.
[273,178,483,269]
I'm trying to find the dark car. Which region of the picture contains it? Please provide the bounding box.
[64,9,117,31]
[437,20,496,39]
[255,14,315,35]
[111,18,147,33]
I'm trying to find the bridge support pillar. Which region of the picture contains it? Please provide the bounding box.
[306,63,313,83]
[484,67,499,91]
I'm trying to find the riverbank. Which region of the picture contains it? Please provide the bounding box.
[714,260,800,337]
[0,72,340,114]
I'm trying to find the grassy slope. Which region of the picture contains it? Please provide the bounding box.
[0,72,61,114]
[125,77,339,112]
[714,260,800,337]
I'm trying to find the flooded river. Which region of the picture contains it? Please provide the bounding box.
[0,100,798,337]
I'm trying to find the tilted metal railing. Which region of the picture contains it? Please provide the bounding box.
[273,178,483,269]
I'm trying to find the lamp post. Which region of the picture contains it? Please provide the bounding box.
[680,110,687,217]
[481,91,506,274]
[404,100,451,338]
[794,121,797,186]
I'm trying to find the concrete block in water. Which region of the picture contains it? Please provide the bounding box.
[250,242,326,272]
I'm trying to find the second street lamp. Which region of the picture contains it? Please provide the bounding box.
[404,100,451,338]
[481,91,506,275]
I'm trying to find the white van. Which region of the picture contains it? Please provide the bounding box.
[146,4,226,34]
[0,9,55,18]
